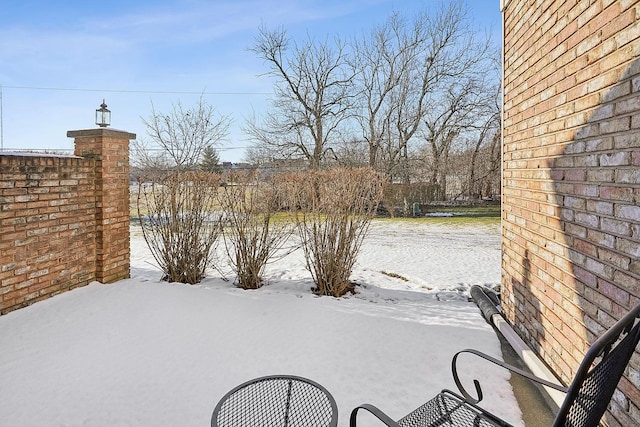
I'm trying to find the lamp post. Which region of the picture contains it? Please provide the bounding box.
[95,99,111,128]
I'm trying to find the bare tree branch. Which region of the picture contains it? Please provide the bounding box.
[141,96,231,171]
[247,27,355,168]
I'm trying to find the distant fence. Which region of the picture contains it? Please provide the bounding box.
[0,128,135,315]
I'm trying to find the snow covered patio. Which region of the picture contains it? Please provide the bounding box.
[0,220,525,426]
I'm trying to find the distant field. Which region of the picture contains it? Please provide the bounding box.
[378,204,501,225]
[130,184,501,225]
[422,204,500,218]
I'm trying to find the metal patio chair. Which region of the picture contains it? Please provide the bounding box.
[211,374,338,427]
[351,303,640,427]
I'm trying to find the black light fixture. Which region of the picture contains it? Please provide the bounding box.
[95,99,111,128]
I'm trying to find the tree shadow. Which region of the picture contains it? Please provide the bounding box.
[536,55,640,424]
[508,249,546,352]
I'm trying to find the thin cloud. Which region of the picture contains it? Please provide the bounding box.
[1,0,390,72]
[79,0,389,46]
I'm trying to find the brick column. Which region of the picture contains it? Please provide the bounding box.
[68,128,135,283]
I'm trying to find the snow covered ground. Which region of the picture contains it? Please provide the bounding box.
[0,219,525,427]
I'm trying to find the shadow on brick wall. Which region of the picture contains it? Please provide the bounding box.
[547,56,640,425]
[520,250,546,354]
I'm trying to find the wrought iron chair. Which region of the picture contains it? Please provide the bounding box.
[351,304,640,427]
[211,374,338,427]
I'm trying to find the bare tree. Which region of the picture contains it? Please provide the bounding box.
[351,10,429,175]
[415,43,500,200]
[420,79,483,199]
[466,112,501,199]
[333,138,368,167]
[141,96,231,171]
[352,1,493,185]
[466,56,502,199]
[396,2,492,184]
[247,27,355,168]
[130,138,171,181]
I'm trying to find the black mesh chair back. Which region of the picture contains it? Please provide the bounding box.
[212,375,338,427]
[554,304,640,427]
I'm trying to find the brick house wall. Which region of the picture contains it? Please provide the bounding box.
[0,128,135,315]
[501,0,640,424]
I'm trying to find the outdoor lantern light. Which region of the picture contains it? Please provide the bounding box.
[95,99,111,128]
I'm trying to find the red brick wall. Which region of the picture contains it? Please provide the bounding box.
[0,128,134,315]
[502,0,640,424]
[71,129,132,283]
[0,155,96,312]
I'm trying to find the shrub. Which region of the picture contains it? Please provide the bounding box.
[217,171,296,289]
[290,167,385,297]
[136,171,223,284]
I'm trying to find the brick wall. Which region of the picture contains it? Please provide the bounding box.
[0,128,135,315]
[71,129,133,283]
[502,0,640,424]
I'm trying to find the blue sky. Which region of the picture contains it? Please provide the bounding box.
[0,0,501,162]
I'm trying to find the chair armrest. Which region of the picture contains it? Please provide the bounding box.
[451,349,568,404]
[350,403,400,427]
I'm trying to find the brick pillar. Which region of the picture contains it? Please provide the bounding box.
[68,128,135,283]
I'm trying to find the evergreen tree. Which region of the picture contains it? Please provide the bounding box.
[200,145,221,173]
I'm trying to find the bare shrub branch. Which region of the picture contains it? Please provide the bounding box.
[137,171,223,284]
[217,171,297,289]
[290,167,385,297]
